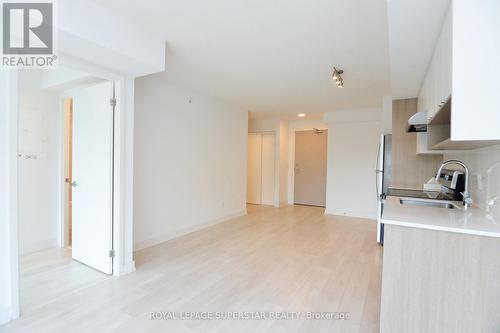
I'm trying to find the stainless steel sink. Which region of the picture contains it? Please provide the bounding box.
[399,198,458,209]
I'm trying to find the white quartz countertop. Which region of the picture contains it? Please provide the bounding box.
[382,195,500,238]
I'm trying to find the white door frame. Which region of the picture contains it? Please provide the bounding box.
[55,57,136,277]
[0,69,20,323]
[1,54,136,322]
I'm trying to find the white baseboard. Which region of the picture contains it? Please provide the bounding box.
[0,307,11,326]
[134,210,247,251]
[20,237,59,256]
[118,260,136,276]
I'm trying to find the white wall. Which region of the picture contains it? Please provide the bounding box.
[382,94,393,134]
[18,71,61,255]
[4,1,165,76]
[133,75,248,250]
[324,109,382,219]
[42,67,89,89]
[57,0,165,76]
[248,118,280,133]
[444,145,500,218]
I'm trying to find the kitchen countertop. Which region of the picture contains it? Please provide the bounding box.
[382,195,500,238]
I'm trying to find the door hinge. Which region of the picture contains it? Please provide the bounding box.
[109,250,115,258]
[110,98,117,107]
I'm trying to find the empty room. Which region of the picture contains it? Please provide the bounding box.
[1,1,500,333]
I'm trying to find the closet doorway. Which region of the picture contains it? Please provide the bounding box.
[247,133,276,206]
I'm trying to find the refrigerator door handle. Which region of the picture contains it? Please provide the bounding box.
[376,170,382,202]
[375,138,383,200]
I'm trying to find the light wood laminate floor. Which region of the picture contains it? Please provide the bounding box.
[1,204,382,333]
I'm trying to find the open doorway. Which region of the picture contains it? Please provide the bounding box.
[294,129,328,207]
[17,67,116,314]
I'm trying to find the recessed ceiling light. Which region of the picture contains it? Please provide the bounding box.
[298,113,305,118]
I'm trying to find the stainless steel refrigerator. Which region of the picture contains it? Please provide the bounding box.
[376,134,392,244]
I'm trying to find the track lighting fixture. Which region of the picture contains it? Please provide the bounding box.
[332,67,344,88]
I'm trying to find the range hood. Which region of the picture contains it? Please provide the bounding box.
[407,111,428,133]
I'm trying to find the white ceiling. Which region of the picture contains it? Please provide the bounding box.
[92,0,391,116]
[386,0,450,99]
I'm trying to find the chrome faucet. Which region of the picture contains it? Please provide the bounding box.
[435,160,472,210]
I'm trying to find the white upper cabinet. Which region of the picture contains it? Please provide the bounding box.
[440,10,452,109]
[418,6,452,123]
[452,0,500,141]
[417,0,500,148]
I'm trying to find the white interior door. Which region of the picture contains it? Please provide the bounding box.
[294,130,328,207]
[261,133,276,205]
[247,134,262,204]
[71,81,114,274]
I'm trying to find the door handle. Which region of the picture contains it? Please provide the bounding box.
[71,181,78,188]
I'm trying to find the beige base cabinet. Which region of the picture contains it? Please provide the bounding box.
[380,224,500,333]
